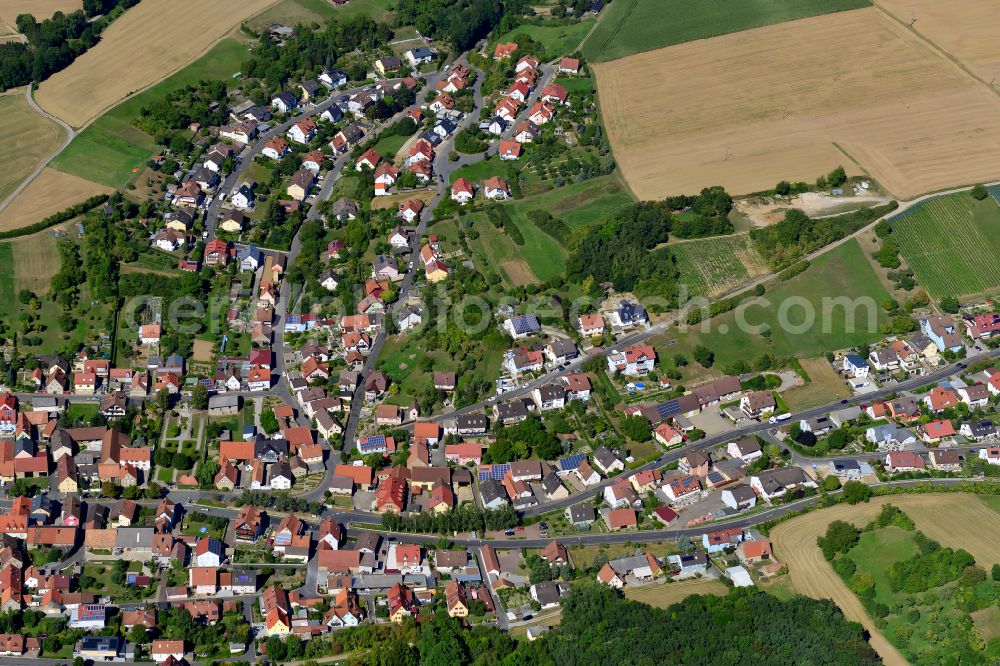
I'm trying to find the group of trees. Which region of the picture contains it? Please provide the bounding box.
[537,584,880,665]
[243,16,391,89]
[750,203,898,269]
[485,415,562,462]
[395,0,520,51]
[0,2,138,90]
[135,80,230,137]
[379,502,518,534]
[889,532,975,594]
[567,201,677,300]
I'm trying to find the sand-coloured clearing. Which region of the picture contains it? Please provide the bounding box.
[35,0,280,127]
[0,168,111,231]
[596,8,1000,200]
[771,493,1000,666]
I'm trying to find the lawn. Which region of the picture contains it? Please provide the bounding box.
[373,133,409,162]
[51,38,248,188]
[669,233,769,298]
[623,579,728,608]
[659,238,891,368]
[64,402,99,424]
[505,174,633,228]
[0,244,14,308]
[783,357,850,410]
[244,0,338,31]
[501,19,594,58]
[325,0,393,21]
[847,526,919,606]
[464,212,540,286]
[378,332,502,402]
[888,190,1000,298]
[449,156,519,185]
[556,75,596,95]
[581,0,871,62]
[504,213,566,283]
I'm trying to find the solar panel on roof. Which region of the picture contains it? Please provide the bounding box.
[706,471,724,484]
[477,463,511,481]
[656,401,678,419]
[559,454,585,471]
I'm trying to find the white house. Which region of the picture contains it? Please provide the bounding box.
[841,354,869,378]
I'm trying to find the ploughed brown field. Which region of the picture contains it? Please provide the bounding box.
[34,0,280,128]
[595,7,1000,200]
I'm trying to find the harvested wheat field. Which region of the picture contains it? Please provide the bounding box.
[875,0,1000,84]
[0,89,65,203]
[771,493,1000,665]
[0,0,80,35]
[34,0,280,127]
[0,168,111,231]
[595,8,1000,200]
[10,223,69,294]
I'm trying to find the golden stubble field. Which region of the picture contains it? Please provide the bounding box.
[875,0,1000,84]
[770,493,1000,666]
[34,0,280,127]
[0,167,111,231]
[595,8,1000,200]
[0,0,80,35]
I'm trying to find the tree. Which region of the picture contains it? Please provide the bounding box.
[128,624,149,644]
[265,637,287,661]
[156,388,170,412]
[971,183,988,200]
[692,345,714,368]
[940,296,960,313]
[991,563,1000,582]
[775,180,790,196]
[619,415,651,442]
[827,165,847,187]
[822,474,841,491]
[841,480,872,505]
[260,408,279,435]
[190,384,208,410]
[817,520,860,560]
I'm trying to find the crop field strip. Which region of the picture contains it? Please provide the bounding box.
[581,0,872,63]
[594,8,1000,200]
[889,194,1000,298]
[668,233,769,298]
[35,0,281,128]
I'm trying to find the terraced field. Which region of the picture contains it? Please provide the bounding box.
[888,192,1000,298]
[669,233,769,298]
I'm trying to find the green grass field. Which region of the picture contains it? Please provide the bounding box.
[373,133,409,161]
[51,39,248,188]
[506,174,632,227]
[888,192,1000,299]
[463,212,533,284]
[501,20,594,58]
[0,245,14,308]
[556,75,596,95]
[581,0,871,62]
[659,238,891,367]
[670,233,770,298]
[449,157,519,185]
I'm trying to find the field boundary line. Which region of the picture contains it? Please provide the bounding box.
[871,0,1000,101]
[0,86,76,215]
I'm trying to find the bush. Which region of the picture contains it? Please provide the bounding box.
[971,183,988,200]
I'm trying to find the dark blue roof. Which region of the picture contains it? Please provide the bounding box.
[510,314,540,335]
[478,463,511,481]
[359,434,386,452]
[559,453,585,471]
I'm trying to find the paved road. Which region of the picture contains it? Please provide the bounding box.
[204,81,399,240]
[515,349,997,517]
